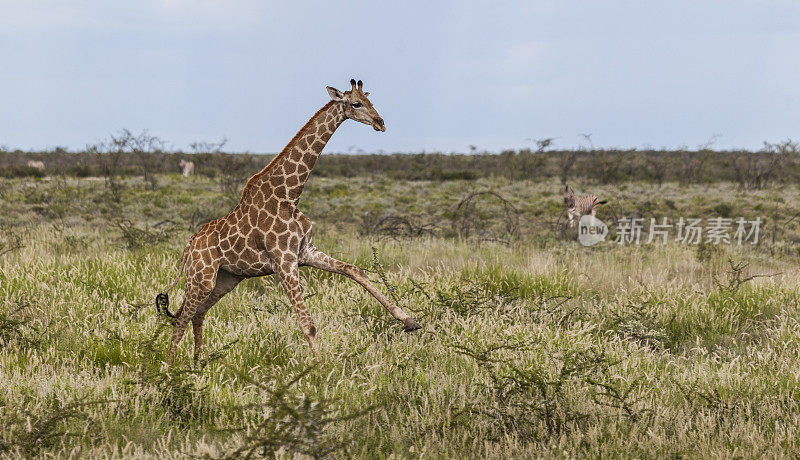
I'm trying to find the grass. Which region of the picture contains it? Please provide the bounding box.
[0,173,799,457]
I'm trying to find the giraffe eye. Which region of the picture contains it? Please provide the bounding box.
[352,102,362,108]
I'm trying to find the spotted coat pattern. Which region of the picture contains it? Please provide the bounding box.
[159,81,421,366]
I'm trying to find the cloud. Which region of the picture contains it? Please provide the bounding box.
[499,41,551,73]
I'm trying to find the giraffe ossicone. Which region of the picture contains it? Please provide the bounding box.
[156,80,420,366]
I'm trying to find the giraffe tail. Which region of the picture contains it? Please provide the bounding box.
[156,242,190,320]
[155,293,174,320]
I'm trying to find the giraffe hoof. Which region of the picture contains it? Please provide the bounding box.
[402,318,422,332]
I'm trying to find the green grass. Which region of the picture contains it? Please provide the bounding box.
[0,174,799,457]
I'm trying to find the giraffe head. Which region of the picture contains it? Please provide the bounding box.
[326,79,386,132]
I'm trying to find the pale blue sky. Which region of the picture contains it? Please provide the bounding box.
[2,1,799,153]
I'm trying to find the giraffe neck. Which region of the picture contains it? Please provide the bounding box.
[243,101,346,203]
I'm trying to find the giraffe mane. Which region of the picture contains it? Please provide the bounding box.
[241,100,337,198]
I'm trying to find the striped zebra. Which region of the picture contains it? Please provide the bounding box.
[563,185,606,228]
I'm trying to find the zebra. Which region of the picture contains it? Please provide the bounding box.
[563,184,606,228]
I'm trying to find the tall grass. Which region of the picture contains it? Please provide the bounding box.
[0,175,799,457]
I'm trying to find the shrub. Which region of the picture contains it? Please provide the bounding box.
[0,165,45,178]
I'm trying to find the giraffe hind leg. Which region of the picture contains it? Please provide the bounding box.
[191,314,205,368]
[166,286,208,366]
[190,269,243,367]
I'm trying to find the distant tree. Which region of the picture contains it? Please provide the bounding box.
[128,130,165,190]
[558,151,577,185]
[645,155,668,188]
[535,137,554,153]
[733,139,797,190]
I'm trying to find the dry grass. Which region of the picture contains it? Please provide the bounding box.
[0,175,799,458]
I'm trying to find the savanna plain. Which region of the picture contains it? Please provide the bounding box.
[1,150,800,458]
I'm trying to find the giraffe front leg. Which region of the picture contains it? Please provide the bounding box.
[300,245,421,332]
[276,257,320,357]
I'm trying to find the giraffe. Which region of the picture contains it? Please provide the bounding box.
[155,79,421,366]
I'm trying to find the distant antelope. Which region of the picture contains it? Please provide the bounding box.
[179,160,195,177]
[563,184,606,228]
[26,160,45,171]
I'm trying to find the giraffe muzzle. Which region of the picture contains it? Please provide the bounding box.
[373,118,386,132]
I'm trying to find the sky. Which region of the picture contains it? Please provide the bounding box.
[1,1,799,154]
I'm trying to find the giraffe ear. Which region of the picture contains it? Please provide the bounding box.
[326,86,344,101]
[363,92,370,97]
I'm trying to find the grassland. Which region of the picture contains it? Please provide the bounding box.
[1,172,800,458]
